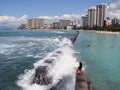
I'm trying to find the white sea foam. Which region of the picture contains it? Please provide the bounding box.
[0,44,16,55]
[17,38,79,90]
[52,31,65,34]
[0,37,60,56]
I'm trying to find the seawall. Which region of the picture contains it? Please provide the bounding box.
[32,31,94,90]
[75,71,94,90]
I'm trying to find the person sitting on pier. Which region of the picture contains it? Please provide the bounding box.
[76,62,82,74]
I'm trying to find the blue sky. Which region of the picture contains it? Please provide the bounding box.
[0,0,120,26]
[0,0,116,17]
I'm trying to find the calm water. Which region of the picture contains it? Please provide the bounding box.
[74,31,120,90]
[0,30,120,90]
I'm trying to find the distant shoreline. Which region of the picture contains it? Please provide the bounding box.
[80,30,120,35]
[1,29,120,35]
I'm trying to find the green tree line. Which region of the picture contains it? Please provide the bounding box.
[74,24,120,32]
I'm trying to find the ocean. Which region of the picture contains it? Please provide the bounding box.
[0,30,120,90]
[74,31,120,90]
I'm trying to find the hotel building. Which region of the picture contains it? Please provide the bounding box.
[112,17,120,25]
[96,4,107,27]
[27,18,44,29]
[52,22,59,29]
[88,8,96,27]
[82,16,88,27]
[59,20,71,29]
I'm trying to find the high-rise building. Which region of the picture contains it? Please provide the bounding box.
[112,17,119,25]
[71,20,81,28]
[72,20,80,25]
[59,20,71,29]
[81,16,88,27]
[52,22,59,29]
[96,4,107,27]
[88,8,96,27]
[27,18,44,29]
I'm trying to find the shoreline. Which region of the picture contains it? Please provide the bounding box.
[12,29,120,35]
[80,30,120,35]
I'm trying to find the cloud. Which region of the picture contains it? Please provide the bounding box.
[61,14,81,19]
[0,15,27,26]
[38,14,81,20]
[39,16,59,20]
[107,0,120,19]
[0,14,81,27]
[0,14,81,26]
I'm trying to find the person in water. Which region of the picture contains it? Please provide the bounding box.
[77,62,82,74]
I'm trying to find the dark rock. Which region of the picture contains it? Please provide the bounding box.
[32,50,63,85]
[32,66,52,85]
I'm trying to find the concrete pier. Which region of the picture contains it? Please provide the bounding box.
[70,31,79,44]
[32,31,80,85]
[75,71,94,90]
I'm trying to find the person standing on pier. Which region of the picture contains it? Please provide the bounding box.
[77,62,82,74]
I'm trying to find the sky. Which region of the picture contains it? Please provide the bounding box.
[0,0,120,27]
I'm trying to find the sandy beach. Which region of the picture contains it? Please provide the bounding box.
[80,30,120,35]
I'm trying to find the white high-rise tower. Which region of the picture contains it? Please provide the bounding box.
[96,4,107,27]
[88,8,96,27]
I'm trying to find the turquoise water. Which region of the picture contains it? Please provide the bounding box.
[0,30,120,90]
[74,31,120,90]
